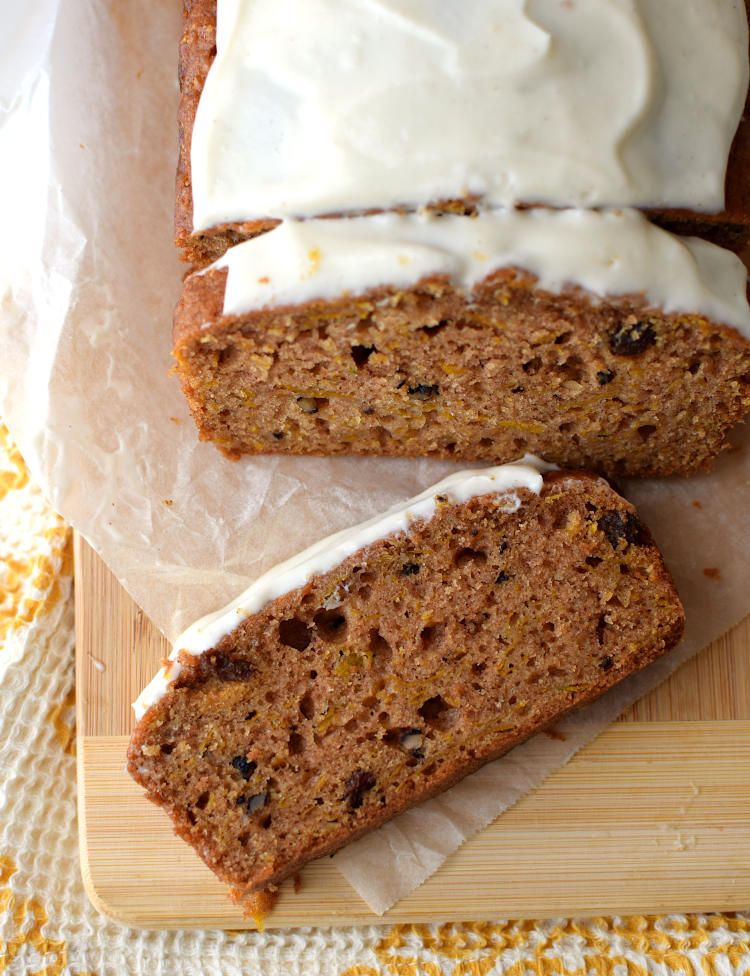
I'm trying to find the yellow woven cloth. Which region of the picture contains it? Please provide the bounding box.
[1,421,748,976]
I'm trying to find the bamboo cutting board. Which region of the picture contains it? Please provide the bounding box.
[75,535,750,929]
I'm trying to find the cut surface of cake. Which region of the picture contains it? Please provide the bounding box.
[128,459,685,900]
[177,0,750,264]
[173,208,750,475]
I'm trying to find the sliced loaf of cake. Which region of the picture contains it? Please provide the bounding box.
[173,209,750,476]
[176,0,750,265]
[128,459,685,902]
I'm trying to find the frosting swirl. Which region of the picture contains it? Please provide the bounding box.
[191,0,748,229]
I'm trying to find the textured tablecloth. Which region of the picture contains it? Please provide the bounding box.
[1,419,748,976]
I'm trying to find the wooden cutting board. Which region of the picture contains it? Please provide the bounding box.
[75,535,750,930]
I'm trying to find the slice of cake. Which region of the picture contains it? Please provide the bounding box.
[176,0,750,265]
[128,459,685,903]
[173,207,750,476]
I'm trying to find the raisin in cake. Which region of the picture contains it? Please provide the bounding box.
[128,459,685,902]
[177,0,750,265]
[173,208,750,475]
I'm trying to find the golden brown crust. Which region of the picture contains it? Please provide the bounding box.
[172,264,750,476]
[175,0,750,265]
[127,473,685,896]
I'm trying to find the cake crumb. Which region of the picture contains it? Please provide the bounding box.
[702,567,721,580]
[303,247,322,278]
[293,873,302,894]
[692,500,703,509]
[544,726,566,741]
[230,885,279,931]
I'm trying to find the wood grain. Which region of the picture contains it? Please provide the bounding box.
[79,726,750,929]
[75,536,750,928]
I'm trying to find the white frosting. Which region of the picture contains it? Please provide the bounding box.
[213,208,750,339]
[133,456,552,721]
[191,0,748,228]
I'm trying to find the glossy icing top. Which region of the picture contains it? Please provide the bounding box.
[191,0,748,228]
[211,208,750,339]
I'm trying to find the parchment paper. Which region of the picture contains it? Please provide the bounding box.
[0,1,747,916]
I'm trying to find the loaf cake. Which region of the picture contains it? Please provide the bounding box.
[174,207,750,476]
[128,459,685,902]
[176,0,750,266]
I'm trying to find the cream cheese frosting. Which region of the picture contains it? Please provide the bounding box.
[190,0,748,229]
[212,208,750,339]
[133,457,553,721]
